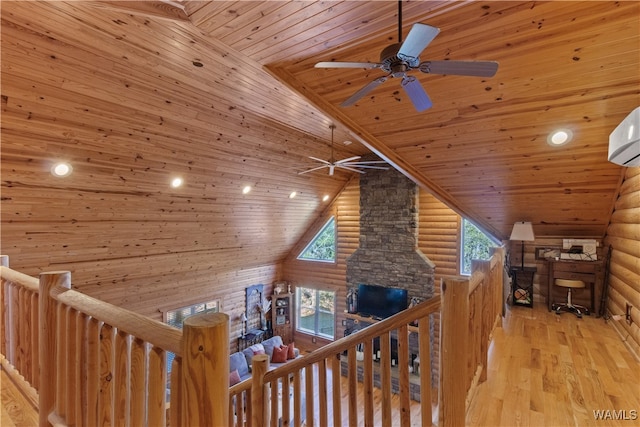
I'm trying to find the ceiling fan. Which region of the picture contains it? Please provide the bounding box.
[298,125,388,176]
[315,1,498,112]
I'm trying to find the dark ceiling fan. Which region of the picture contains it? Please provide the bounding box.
[315,1,498,112]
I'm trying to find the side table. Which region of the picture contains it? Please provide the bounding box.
[510,267,537,307]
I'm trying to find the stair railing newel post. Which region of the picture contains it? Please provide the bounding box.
[181,311,229,427]
[251,354,270,427]
[38,270,71,427]
[440,276,469,427]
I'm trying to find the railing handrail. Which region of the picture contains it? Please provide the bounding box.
[0,266,39,292]
[264,295,440,383]
[51,284,183,355]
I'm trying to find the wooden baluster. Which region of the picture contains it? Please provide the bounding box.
[169,355,181,427]
[363,339,374,427]
[251,353,269,427]
[114,329,130,427]
[99,324,115,426]
[30,290,39,389]
[440,277,470,427]
[380,332,392,427]
[293,370,303,427]
[316,360,327,427]
[146,343,165,426]
[86,317,101,427]
[130,338,146,426]
[39,270,71,427]
[0,256,8,359]
[282,373,291,427]
[331,355,342,427]
[66,307,78,427]
[18,286,29,382]
[397,324,411,427]
[182,311,229,427]
[270,379,278,427]
[418,315,432,427]
[347,347,358,426]
[10,283,19,371]
[304,363,314,427]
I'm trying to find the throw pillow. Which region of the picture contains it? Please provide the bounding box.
[249,343,265,355]
[287,342,296,360]
[229,369,241,386]
[271,344,288,363]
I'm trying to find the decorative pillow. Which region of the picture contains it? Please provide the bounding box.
[229,369,241,386]
[287,342,296,360]
[271,345,288,363]
[249,343,265,355]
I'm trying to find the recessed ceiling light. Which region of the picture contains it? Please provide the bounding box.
[51,162,72,177]
[289,191,297,199]
[242,185,252,194]
[171,177,183,188]
[343,140,352,146]
[547,129,573,146]
[322,194,330,202]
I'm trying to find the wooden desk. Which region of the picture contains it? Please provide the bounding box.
[547,260,602,313]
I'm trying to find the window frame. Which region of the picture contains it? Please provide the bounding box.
[459,218,500,276]
[297,216,336,263]
[295,286,336,340]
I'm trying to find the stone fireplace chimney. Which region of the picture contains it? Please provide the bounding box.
[346,167,435,300]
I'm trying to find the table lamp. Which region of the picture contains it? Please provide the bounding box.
[510,221,535,269]
[240,312,247,337]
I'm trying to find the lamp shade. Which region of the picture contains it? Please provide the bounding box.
[510,221,535,241]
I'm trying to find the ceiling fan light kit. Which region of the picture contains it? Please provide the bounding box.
[299,125,389,176]
[315,2,498,112]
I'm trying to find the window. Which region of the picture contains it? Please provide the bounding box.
[297,217,336,262]
[164,300,220,373]
[460,218,499,275]
[296,287,335,340]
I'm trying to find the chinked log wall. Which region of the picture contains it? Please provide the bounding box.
[1,247,505,427]
[604,167,640,358]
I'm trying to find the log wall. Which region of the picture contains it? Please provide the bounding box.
[604,167,640,358]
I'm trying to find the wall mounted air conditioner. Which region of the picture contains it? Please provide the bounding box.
[608,106,640,167]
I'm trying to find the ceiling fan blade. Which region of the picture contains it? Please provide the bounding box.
[341,164,389,170]
[398,23,440,61]
[316,61,382,69]
[342,76,388,107]
[336,165,366,174]
[401,76,432,112]
[298,165,328,175]
[308,156,331,165]
[341,160,388,165]
[419,60,498,77]
[335,156,361,164]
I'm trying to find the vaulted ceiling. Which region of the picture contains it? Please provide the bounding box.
[2,1,638,267]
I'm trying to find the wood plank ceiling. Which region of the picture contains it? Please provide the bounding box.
[1,1,638,279]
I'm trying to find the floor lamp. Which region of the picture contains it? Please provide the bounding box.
[510,221,535,269]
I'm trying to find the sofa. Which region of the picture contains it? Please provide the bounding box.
[229,335,300,384]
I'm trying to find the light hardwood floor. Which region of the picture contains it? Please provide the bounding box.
[2,303,638,426]
[466,304,640,427]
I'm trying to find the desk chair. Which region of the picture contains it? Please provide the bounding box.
[552,279,590,318]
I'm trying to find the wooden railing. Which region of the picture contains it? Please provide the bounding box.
[231,246,506,427]
[1,246,505,427]
[0,256,229,427]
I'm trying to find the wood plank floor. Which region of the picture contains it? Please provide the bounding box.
[466,304,640,427]
[2,303,638,426]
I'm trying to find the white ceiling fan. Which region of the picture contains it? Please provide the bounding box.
[298,125,388,176]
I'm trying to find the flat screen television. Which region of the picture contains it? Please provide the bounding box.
[357,284,408,319]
